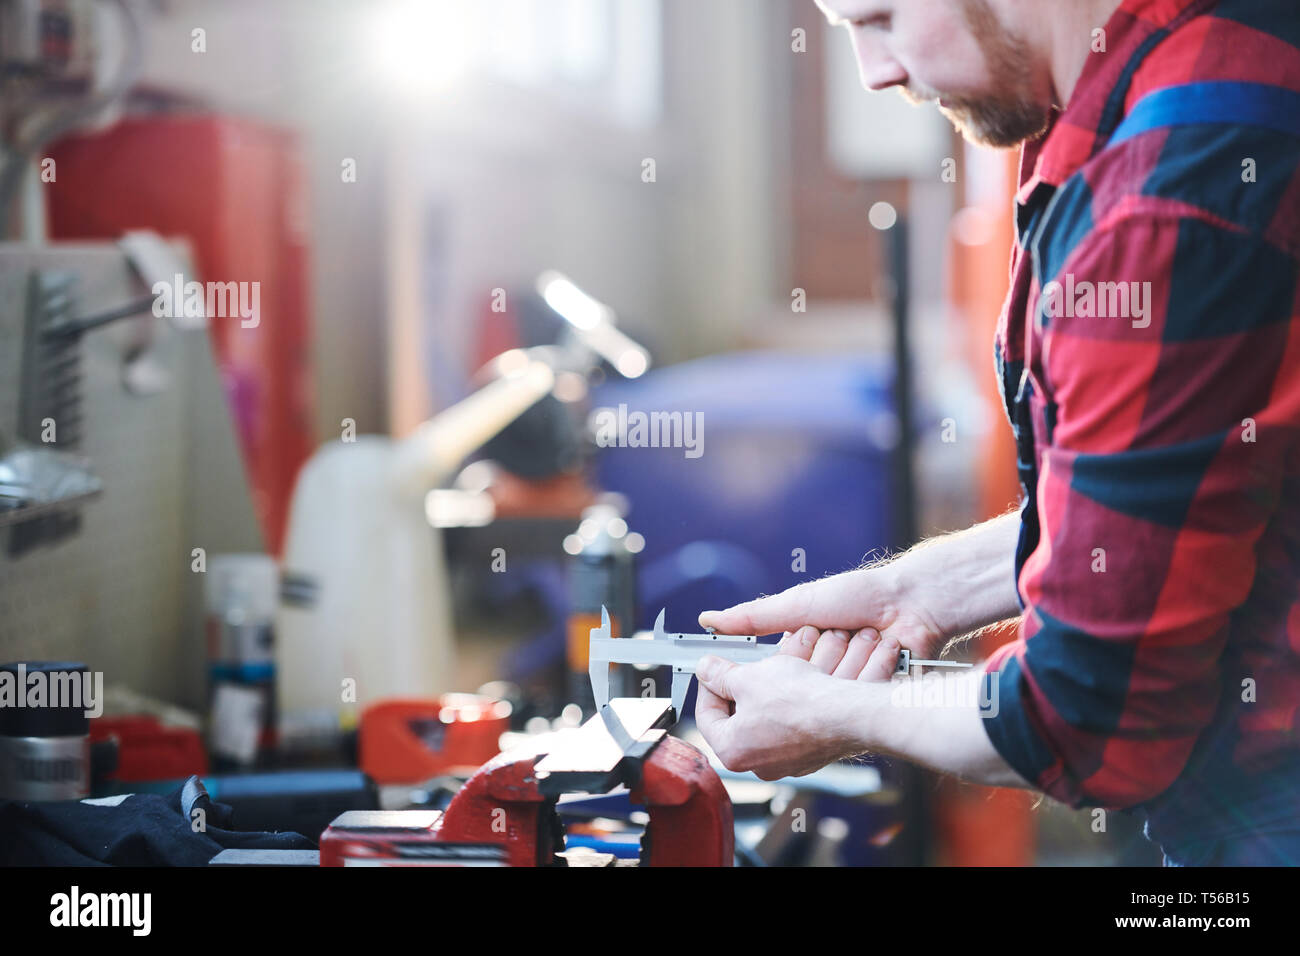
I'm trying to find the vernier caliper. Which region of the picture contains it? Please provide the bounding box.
[589,607,778,720]
[587,607,972,720]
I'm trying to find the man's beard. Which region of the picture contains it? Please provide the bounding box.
[902,0,1050,148]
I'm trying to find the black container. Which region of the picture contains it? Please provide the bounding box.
[0,661,91,801]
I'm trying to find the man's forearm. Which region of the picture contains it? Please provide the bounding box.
[835,669,1031,789]
[886,510,1022,640]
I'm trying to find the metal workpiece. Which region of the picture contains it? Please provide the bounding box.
[588,606,780,720]
[535,697,673,796]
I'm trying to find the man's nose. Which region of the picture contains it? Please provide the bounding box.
[848,28,907,91]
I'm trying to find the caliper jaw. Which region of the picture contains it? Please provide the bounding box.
[588,605,614,715]
[588,606,775,724]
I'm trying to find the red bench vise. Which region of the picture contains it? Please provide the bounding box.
[320,698,733,866]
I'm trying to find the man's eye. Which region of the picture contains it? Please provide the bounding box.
[851,15,891,30]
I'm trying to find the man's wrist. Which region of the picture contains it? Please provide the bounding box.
[886,513,1022,641]
[831,671,1022,788]
[828,676,895,757]
[877,549,948,646]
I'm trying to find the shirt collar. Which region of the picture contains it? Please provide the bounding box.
[1015,0,1207,207]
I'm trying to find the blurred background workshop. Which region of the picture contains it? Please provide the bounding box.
[0,0,1158,867]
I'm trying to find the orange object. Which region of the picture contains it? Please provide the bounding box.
[488,469,600,521]
[359,695,511,785]
[933,149,1036,866]
[567,610,618,673]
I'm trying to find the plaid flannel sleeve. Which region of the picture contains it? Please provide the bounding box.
[982,213,1300,808]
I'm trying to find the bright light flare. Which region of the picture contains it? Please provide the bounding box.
[367,0,471,97]
[537,270,650,379]
[537,270,613,331]
[869,202,898,231]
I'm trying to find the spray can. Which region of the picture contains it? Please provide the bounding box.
[205,554,278,768]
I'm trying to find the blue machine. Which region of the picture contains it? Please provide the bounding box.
[592,350,906,629]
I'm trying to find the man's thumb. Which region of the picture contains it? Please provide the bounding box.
[696,655,737,696]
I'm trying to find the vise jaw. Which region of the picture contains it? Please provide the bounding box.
[321,698,734,866]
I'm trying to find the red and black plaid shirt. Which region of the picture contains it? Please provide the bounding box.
[982,0,1300,855]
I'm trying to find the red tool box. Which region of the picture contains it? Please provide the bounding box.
[90,715,208,784]
[46,115,316,557]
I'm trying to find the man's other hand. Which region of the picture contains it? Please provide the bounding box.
[694,654,862,780]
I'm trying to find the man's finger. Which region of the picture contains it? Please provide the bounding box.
[693,679,733,746]
[833,628,878,679]
[698,574,862,635]
[808,629,850,673]
[859,633,903,682]
[776,625,820,662]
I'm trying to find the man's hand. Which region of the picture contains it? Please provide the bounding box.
[694,653,863,780]
[690,513,1028,783]
[698,512,1024,662]
[694,620,897,780]
[694,642,1029,790]
[700,566,945,662]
